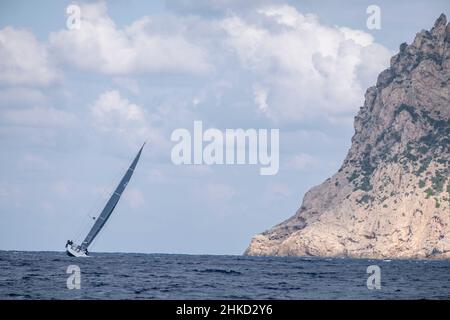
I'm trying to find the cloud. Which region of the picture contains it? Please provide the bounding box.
[252,84,269,114]
[0,87,48,106]
[0,27,59,86]
[112,77,140,94]
[0,105,77,149]
[1,3,390,127]
[220,5,392,122]
[0,106,76,128]
[49,2,212,75]
[90,90,166,149]
[165,0,283,14]
[91,90,147,138]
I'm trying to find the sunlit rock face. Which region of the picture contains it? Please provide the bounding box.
[245,14,450,259]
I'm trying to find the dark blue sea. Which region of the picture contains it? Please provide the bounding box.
[1,250,450,299]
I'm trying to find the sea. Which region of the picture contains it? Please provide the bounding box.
[1,250,450,299]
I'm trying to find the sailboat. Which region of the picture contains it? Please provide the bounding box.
[65,143,145,257]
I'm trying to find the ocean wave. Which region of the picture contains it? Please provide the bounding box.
[194,268,242,275]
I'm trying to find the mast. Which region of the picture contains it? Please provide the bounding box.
[80,143,145,251]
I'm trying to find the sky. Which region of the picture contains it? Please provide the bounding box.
[0,0,449,255]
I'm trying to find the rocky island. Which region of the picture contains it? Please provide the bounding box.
[245,14,450,259]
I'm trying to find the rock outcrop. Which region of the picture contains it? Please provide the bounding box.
[245,14,450,259]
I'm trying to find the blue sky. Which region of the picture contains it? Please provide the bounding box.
[0,0,448,255]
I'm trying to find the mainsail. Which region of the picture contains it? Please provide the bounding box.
[79,143,145,252]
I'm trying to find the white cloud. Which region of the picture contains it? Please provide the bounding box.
[166,0,282,13]
[1,3,389,127]
[49,2,211,75]
[112,77,140,94]
[0,27,59,86]
[90,90,166,149]
[91,90,146,137]
[220,5,391,122]
[0,87,48,106]
[0,106,76,128]
[253,84,269,114]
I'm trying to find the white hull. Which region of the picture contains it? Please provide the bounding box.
[66,244,88,257]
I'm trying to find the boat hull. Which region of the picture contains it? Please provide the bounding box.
[66,245,88,257]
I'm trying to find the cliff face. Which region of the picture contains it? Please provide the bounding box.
[245,14,450,259]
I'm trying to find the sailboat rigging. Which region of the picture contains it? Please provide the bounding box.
[65,143,145,257]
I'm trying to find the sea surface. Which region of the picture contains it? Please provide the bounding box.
[1,250,450,299]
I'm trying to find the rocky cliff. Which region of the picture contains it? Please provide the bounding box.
[245,14,450,259]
